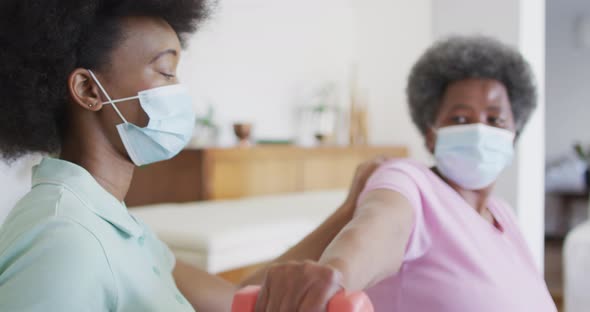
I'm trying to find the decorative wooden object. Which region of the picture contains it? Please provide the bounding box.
[348,64,369,146]
[126,146,408,207]
[233,123,253,147]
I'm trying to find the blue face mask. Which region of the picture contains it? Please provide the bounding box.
[88,70,196,166]
[434,123,515,190]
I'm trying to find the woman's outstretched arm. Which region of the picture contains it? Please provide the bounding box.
[174,158,387,311]
[251,189,415,312]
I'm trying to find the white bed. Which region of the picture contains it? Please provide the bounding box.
[132,190,347,273]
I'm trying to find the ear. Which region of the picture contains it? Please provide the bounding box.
[425,127,436,154]
[68,68,103,112]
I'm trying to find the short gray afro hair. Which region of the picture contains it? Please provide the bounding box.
[407,35,537,136]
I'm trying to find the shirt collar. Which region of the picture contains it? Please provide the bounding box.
[32,157,144,238]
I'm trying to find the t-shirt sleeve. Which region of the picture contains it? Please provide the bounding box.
[0,218,116,312]
[358,160,430,261]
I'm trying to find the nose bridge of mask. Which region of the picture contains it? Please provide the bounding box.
[138,84,190,122]
[436,123,514,148]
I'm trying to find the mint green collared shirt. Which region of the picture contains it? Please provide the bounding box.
[0,158,195,312]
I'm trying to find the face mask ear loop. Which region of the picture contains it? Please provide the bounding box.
[87,69,129,124]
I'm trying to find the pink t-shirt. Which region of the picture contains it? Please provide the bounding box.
[360,159,557,312]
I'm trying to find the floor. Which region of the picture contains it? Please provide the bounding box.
[545,238,564,311]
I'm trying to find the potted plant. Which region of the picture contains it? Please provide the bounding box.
[311,84,339,144]
[575,143,590,190]
[190,105,219,148]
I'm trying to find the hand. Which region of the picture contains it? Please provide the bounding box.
[254,261,343,312]
[342,156,389,210]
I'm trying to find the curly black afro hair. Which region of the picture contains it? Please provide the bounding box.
[407,35,537,138]
[0,0,209,160]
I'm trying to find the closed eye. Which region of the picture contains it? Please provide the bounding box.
[160,72,176,80]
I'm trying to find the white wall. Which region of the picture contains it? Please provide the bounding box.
[432,0,520,45]
[517,0,547,272]
[180,0,357,145]
[546,0,590,161]
[432,0,547,270]
[355,0,432,161]
[0,155,41,223]
[180,0,433,160]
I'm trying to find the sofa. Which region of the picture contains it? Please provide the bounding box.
[563,202,590,312]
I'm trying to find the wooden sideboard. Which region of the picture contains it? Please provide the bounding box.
[126,145,408,207]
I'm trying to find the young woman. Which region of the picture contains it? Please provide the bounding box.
[0,1,381,311]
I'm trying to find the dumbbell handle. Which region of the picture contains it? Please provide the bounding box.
[231,285,374,312]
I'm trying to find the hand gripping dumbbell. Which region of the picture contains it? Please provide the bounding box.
[231,285,374,312]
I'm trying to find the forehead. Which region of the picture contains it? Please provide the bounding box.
[108,16,181,66]
[441,78,510,110]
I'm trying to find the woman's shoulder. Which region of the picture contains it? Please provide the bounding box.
[3,184,88,234]
[361,158,436,206]
[0,214,117,310]
[377,157,432,172]
[372,158,436,185]
[0,185,114,272]
[0,210,111,268]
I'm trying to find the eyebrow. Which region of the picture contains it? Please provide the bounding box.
[486,105,503,112]
[149,49,178,64]
[449,103,505,112]
[449,103,474,111]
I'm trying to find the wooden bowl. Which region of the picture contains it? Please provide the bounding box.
[233,123,252,147]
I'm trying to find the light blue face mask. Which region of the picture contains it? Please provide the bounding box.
[88,70,196,166]
[434,123,515,190]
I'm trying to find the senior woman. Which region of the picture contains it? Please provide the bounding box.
[0,1,381,311]
[253,36,558,311]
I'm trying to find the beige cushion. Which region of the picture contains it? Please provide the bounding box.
[564,221,590,312]
[132,190,346,273]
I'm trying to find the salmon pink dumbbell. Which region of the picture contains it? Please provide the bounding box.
[231,285,374,312]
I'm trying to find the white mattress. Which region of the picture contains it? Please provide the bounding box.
[132,190,347,273]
